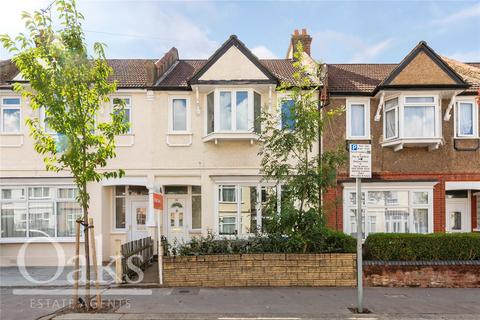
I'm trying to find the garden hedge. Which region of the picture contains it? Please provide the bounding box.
[169,230,356,256]
[364,233,480,261]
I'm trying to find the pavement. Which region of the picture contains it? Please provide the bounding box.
[1,287,479,320]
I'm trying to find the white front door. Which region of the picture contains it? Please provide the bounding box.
[166,196,187,244]
[446,198,470,232]
[130,200,149,240]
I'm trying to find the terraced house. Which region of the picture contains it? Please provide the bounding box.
[0,30,479,266]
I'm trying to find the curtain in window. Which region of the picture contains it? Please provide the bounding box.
[385,109,396,139]
[404,106,435,137]
[458,102,473,135]
[350,104,365,137]
[207,92,214,134]
[219,92,232,130]
[172,99,187,131]
[254,92,261,133]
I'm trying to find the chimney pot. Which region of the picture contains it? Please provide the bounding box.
[301,28,307,35]
[294,29,299,36]
[290,28,312,57]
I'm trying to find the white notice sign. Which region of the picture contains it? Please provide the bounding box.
[349,144,372,178]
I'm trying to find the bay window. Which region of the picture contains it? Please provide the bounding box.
[1,97,21,133]
[455,100,477,138]
[346,99,370,139]
[217,184,279,236]
[404,96,436,138]
[384,98,398,139]
[0,185,82,240]
[205,89,261,138]
[344,185,433,239]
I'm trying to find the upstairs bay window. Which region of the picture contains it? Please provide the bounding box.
[381,94,441,151]
[205,89,261,140]
[455,100,478,138]
[1,97,21,133]
[346,99,370,140]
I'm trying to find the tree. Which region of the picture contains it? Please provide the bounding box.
[1,0,129,308]
[258,43,346,252]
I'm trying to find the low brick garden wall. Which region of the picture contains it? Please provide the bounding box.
[163,253,356,287]
[364,261,480,288]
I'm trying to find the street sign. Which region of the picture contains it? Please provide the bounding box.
[153,193,163,210]
[349,144,372,178]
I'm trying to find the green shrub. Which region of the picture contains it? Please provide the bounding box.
[364,233,480,261]
[171,230,356,256]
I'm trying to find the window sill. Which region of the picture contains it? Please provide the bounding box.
[202,132,259,144]
[0,237,83,244]
[381,137,443,152]
[115,134,135,147]
[0,133,24,147]
[454,136,480,140]
[166,132,193,147]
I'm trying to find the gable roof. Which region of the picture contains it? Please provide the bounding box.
[189,35,278,85]
[377,41,468,91]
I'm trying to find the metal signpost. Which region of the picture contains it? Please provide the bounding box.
[349,143,371,313]
[153,193,164,285]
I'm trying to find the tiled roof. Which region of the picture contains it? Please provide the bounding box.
[0,60,19,89]
[106,59,156,88]
[327,62,480,95]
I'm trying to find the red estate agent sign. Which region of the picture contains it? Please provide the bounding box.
[153,193,163,210]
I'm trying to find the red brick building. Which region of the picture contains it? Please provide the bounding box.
[323,41,480,236]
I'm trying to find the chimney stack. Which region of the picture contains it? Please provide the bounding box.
[291,28,312,56]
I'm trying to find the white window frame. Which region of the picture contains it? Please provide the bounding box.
[278,94,295,130]
[343,183,435,239]
[111,96,132,134]
[113,185,127,232]
[402,94,439,139]
[454,98,478,139]
[1,97,22,134]
[168,96,191,134]
[383,95,400,141]
[213,88,254,133]
[346,98,370,140]
[0,184,82,243]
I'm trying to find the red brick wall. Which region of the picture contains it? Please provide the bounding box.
[324,173,480,233]
[364,264,480,288]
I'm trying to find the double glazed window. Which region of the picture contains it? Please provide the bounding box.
[0,186,82,239]
[1,97,21,133]
[112,97,132,133]
[170,98,190,133]
[217,184,278,235]
[345,187,432,239]
[206,90,261,134]
[383,95,439,141]
[347,99,370,139]
[455,101,477,138]
[281,99,295,130]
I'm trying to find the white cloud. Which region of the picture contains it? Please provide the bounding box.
[447,50,480,62]
[312,30,392,63]
[251,46,278,59]
[430,3,480,27]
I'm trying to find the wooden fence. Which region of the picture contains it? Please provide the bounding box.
[119,236,154,282]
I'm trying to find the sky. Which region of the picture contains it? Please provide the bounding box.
[1,0,480,63]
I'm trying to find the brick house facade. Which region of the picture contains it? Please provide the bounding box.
[323,42,480,236]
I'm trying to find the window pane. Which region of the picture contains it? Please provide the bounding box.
[281,100,295,130]
[128,185,149,196]
[164,186,188,194]
[2,98,20,105]
[404,106,435,137]
[1,203,27,237]
[115,197,126,229]
[385,109,396,139]
[58,188,78,199]
[385,98,398,110]
[412,192,429,205]
[446,190,468,198]
[2,108,20,132]
[253,92,261,133]
[413,208,428,233]
[57,202,82,237]
[350,104,366,137]
[236,91,248,131]
[450,211,462,230]
[115,186,126,196]
[192,186,201,195]
[385,210,409,233]
[28,202,54,237]
[240,186,257,234]
[220,185,236,202]
[385,191,408,206]
[207,92,214,134]
[368,191,385,206]
[28,187,51,199]
[192,195,201,229]
[261,186,277,232]
[1,188,25,200]
[405,97,434,103]
[219,91,232,130]
[219,216,236,235]
[458,103,473,136]
[349,192,365,206]
[172,99,187,131]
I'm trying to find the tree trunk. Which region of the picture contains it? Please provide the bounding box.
[83,207,91,309]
